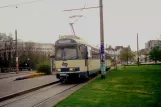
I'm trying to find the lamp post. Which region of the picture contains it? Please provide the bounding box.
[15,30,19,73]
[27,58,30,71]
[114,49,117,70]
[137,33,140,66]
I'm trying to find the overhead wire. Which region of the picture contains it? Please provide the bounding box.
[0,0,45,8]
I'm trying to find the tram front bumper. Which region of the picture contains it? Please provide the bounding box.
[56,71,87,79]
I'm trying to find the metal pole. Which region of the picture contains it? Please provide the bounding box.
[115,49,117,70]
[127,47,128,65]
[69,23,76,35]
[99,0,106,78]
[15,30,19,73]
[137,33,140,66]
[50,58,53,74]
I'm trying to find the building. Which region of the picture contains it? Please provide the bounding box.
[114,46,124,56]
[34,43,55,56]
[145,40,160,49]
[105,45,124,61]
[105,45,115,55]
[0,41,55,60]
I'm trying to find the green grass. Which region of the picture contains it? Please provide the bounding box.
[55,65,161,107]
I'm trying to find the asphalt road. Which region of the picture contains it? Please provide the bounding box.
[0,74,99,107]
[0,71,35,79]
[0,83,77,107]
[0,74,58,98]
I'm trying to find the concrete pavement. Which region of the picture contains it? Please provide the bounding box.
[0,71,35,79]
[0,73,58,101]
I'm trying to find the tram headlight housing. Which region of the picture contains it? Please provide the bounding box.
[69,67,80,72]
[69,68,75,71]
[56,69,61,72]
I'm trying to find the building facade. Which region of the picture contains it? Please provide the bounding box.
[105,45,124,61]
[0,41,55,61]
[145,40,160,49]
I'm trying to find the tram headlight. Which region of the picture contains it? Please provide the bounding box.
[56,69,61,72]
[69,68,75,71]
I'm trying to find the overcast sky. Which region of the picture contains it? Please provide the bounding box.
[0,0,161,50]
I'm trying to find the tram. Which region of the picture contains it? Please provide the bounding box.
[54,35,111,82]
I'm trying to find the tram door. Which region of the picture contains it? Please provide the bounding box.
[87,46,92,74]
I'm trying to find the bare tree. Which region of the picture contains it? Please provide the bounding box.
[120,47,134,65]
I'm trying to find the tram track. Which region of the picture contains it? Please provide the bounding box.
[0,82,61,107]
[0,75,99,107]
[32,83,79,107]
[0,82,79,107]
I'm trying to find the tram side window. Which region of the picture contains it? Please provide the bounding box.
[92,51,99,59]
[105,54,108,60]
[78,45,87,59]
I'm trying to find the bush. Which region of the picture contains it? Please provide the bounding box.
[36,61,51,75]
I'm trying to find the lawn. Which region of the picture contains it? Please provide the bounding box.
[55,65,161,107]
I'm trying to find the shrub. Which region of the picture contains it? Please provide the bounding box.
[37,61,51,75]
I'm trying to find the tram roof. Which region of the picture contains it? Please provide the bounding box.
[55,35,88,45]
[55,35,111,56]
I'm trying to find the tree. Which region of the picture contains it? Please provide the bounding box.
[17,42,49,69]
[0,33,14,69]
[149,46,161,64]
[120,47,134,65]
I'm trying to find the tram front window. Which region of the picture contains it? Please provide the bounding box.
[56,47,77,60]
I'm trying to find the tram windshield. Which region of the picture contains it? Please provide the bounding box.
[55,46,77,60]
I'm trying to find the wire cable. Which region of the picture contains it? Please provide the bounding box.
[0,0,45,8]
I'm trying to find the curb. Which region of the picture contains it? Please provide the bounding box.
[0,72,35,79]
[0,80,60,102]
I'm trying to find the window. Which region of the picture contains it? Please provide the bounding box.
[78,45,87,59]
[55,46,77,60]
[64,48,77,60]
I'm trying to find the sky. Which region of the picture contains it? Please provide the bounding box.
[0,0,161,51]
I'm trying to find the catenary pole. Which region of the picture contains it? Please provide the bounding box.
[99,0,106,78]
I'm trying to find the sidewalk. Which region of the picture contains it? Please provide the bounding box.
[0,73,58,100]
[0,71,35,79]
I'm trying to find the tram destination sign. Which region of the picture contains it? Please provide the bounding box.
[56,39,76,44]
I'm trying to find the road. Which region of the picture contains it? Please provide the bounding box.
[0,75,99,107]
[0,71,35,79]
[0,82,79,107]
[0,74,58,98]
